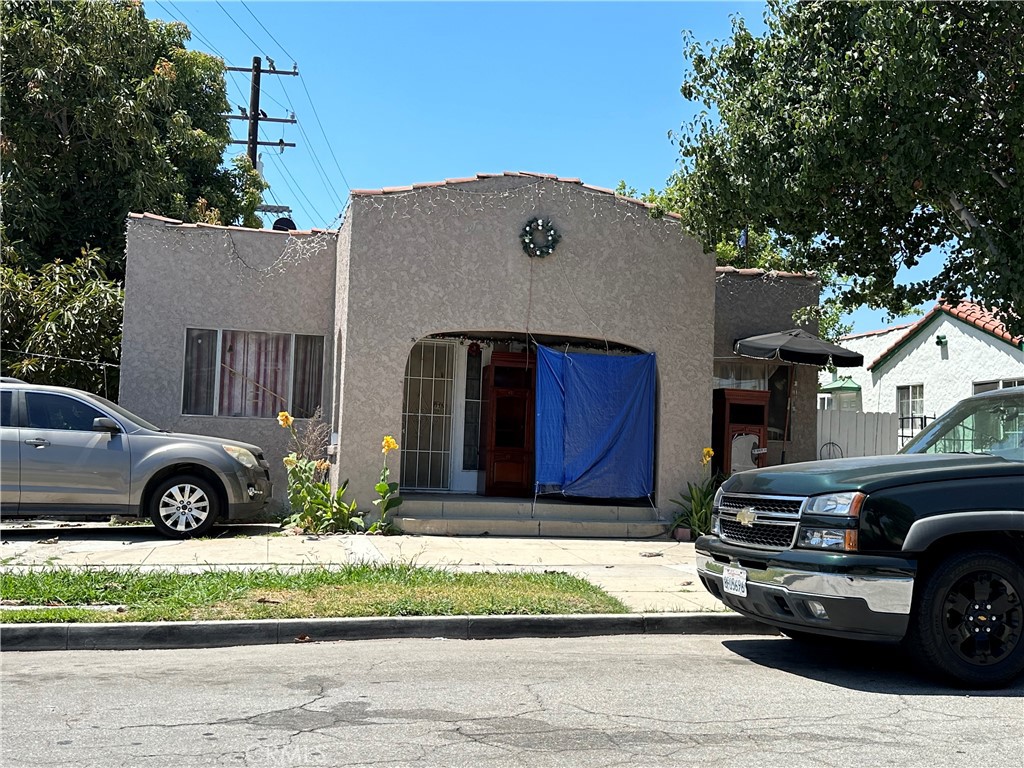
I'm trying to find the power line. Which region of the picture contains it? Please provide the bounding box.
[240,0,296,62]
[265,150,327,224]
[214,0,266,56]
[296,74,352,194]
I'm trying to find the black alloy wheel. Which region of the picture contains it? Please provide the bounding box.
[908,550,1024,688]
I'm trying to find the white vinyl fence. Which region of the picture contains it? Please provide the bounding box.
[817,410,899,460]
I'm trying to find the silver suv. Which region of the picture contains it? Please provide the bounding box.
[0,380,272,538]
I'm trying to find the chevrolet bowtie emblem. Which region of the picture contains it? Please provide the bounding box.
[736,507,757,527]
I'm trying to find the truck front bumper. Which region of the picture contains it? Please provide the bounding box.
[696,536,916,642]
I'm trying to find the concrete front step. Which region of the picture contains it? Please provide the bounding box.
[395,516,670,539]
[399,495,660,523]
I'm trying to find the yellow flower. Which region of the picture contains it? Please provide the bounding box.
[701,447,714,467]
[382,435,399,455]
[283,454,297,468]
[315,459,331,472]
[277,411,293,428]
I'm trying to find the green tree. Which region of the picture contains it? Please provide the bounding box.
[1,0,264,276]
[1,244,123,396]
[669,1,1023,335]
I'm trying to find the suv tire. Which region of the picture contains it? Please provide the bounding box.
[906,550,1024,688]
[148,474,220,539]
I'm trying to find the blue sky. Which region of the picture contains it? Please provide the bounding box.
[145,0,933,334]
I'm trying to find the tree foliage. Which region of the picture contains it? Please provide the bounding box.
[1,0,265,277]
[1,245,123,396]
[669,0,1023,334]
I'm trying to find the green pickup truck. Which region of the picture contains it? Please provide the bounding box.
[696,386,1024,688]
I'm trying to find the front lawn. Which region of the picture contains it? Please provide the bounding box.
[0,564,627,623]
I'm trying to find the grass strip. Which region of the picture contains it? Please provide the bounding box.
[0,564,628,623]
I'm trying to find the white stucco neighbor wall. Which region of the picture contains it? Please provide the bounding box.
[832,314,1024,418]
[332,175,716,519]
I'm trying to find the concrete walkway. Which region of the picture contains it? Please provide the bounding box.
[0,521,721,613]
[0,522,774,653]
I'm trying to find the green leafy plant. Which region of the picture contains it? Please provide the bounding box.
[279,411,364,534]
[670,448,721,537]
[369,435,402,534]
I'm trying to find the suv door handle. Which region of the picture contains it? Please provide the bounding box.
[24,438,50,448]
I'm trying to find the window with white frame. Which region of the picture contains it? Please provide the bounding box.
[182,329,324,418]
[897,384,925,442]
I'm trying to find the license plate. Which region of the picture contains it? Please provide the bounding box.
[722,566,747,597]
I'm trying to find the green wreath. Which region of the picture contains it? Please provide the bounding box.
[521,217,560,258]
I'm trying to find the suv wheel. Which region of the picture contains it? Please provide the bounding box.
[907,550,1024,688]
[148,475,220,539]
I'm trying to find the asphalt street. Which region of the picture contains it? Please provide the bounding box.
[2,634,1021,768]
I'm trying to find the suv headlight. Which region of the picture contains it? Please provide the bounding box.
[799,492,865,551]
[223,445,258,469]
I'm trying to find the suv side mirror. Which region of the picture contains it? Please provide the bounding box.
[93,417,120,433]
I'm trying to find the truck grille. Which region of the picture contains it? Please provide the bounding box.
[716,493,806,550]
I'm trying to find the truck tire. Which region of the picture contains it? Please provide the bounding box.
[906,550,1024,688]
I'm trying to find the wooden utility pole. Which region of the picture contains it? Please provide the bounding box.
[223,57,298,165]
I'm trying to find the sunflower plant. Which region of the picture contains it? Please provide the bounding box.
[278,411,363,534]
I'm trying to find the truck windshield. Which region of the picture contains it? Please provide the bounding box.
[901,390,1024,462]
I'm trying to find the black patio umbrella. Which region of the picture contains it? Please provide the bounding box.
[732,329,863,463]
[733,328,864,368]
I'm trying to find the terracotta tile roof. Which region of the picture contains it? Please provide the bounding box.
[127,212,337,236]
[350,171,683,220]
[714,265,818,281]
[942,300,1021,345]
[867,300,1022,371]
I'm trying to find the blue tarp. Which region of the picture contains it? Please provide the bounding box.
[535,346,656,498]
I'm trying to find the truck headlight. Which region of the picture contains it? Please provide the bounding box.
[806,492,865,517]
[223,445,258,469]
[798,528,858,551]
[800,492,864,551]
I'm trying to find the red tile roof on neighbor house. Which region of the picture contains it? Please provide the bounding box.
[867,300,1023,371]
[350,171,684,220]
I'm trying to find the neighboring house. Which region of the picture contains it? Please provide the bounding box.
[120,172,821,535]
[820,301,1024,444]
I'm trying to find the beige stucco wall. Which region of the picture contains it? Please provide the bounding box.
[120,216,338,511]
[713,270,822,465]
[332,176,715,519]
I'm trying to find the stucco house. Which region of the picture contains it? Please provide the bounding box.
[120,172,821,536]
[820,301,1024,443]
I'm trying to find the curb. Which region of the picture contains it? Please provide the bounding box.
[0,612,776,652]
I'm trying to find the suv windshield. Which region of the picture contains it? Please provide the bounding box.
[91,394,165,432]
[901,389,1024,461]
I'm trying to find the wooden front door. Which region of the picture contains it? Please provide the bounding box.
[480,352,535,496]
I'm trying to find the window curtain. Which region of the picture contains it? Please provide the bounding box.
[182,329,217,415]
[219,331,291,417]
[292,335,324,418]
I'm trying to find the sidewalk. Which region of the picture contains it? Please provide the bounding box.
[0,522,772,652]
[0,522,722,613]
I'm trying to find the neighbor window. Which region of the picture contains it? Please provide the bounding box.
[897,384,925,442]
[182,329,324,418]
[975,379,1024,394]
